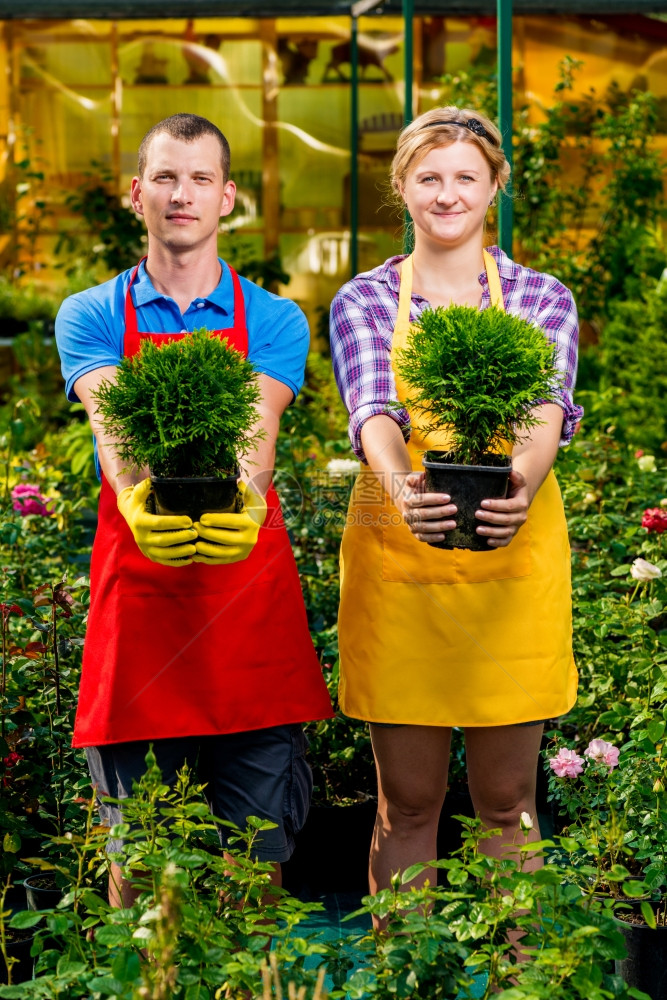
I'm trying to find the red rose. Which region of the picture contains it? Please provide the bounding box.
[642,508,667,534]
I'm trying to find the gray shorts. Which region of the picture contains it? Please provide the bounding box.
[86,724,312,863]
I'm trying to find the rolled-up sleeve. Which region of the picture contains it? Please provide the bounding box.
[534,287,584,445]
[330,284,410,463]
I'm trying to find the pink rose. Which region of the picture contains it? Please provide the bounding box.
[549,747,585,778]
[584,738,619,771]
[11,483,53,517]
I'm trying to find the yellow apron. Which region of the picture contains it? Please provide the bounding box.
[338,251,577,726]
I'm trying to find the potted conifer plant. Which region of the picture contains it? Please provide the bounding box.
[92,328,263,521]
[395,304,561,551]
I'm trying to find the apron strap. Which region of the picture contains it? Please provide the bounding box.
[396,254,414,329]
[123,259,249,358]
[482,249,505,310]
[398,250,505,324]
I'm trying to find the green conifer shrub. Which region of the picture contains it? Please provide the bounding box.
[92,328,263,479]
[395,305,562,466]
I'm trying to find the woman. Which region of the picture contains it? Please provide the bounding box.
[329,106,582,900]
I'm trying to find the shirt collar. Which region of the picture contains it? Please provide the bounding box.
[131,257,233,314]
[371,247,520,293]
[479,246,521,284]
[372,254,408,293]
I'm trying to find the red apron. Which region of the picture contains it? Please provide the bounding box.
[73,261,333,748]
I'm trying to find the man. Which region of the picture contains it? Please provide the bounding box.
[55,113,333,906]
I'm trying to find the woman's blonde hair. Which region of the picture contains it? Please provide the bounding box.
[390,106,511,204]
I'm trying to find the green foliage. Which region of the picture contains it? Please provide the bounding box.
[555,426,667,747]
[55,163,146,276]
[395,304,561,465]
[514,76,665,323]
[92,328,263,479]
[545,723,667,907]
[223,235,291,289]
[1,292,667,993]
[0,775,648,998]
[436,58,667,324]
[0,756,332,998]
[0,332,72,451]
[0,278,57,325]
[588,282,667,451]
[344,818,639,999]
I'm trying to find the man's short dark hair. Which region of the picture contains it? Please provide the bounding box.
[137,113,231,180]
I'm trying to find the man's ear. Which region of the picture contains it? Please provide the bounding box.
[219,179,236,219]
[130,177,144,217]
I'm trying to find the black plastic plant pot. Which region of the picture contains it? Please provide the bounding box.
[423,450,511,552]
[0,929,35,985]
[24,872,62,911]
[150,471,239,522]
[615,914,667,1000]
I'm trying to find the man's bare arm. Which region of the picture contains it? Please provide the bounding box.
[239,373,294,497]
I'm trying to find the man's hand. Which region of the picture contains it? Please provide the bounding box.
[193,481,267,565]
[117,478,197,566]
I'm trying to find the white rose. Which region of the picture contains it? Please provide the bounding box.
[637,455,657,472]
[630,558,662,582]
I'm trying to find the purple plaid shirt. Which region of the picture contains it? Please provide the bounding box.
[330,246,584,462]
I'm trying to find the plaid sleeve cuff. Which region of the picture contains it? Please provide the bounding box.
[349,403,411,463]
[556,392,584,445]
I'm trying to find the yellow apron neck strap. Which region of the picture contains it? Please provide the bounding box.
[483,248,505,310]
[399,250,505,319]
[397,254,414,328]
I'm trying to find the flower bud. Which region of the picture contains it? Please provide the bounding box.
[637,455,657,473]
[653,778,665,794]
[519,811,534,832]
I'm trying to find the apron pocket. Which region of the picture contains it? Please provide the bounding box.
[380,496,532,584]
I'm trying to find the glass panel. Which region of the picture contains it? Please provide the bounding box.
[21,41,110,88]
[18,89,113,178]
[279,229,400,333]
[278,86,349,230]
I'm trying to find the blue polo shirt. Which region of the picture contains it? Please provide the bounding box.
[56,258,310,403]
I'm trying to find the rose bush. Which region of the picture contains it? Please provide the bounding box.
[10,483,53,518]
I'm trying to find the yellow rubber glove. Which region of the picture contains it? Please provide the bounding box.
[117,478,197,566]
[192,481,267,565]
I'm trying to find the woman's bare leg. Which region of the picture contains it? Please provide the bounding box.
[466,724,545,967]
[369,724,452,901]
[465,724,544,870]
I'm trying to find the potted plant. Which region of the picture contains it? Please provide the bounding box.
[394,304,561,550]
[92,328,263,520]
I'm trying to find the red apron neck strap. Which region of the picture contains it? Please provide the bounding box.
[225,264,249,355]
[123,257,147,355]
[123,258,248,358]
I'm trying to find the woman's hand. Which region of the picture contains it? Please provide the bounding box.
[474,469,529,548]
[399,471,458,543]
[473,404,564,548]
